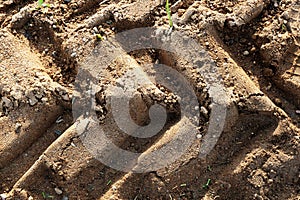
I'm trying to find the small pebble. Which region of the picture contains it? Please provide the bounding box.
[28,97,38,106]
[41,97,49,103]
[196,134,203,139]
[62,94,70,101]
[254,193,263,200]
[295,110,300,115]
[52,51,57,56]
[15,123,22,133]
[70,52,77,57]
[93,27,99,33]
[243,50,250,56]
[2,97,12,108]
[11,89,23,100]
[250,47,256,52]
[267,179,273,184]
[54,187,63,195]
[62,197,69,200]
[200,106,208,116]
[0,193,7,200]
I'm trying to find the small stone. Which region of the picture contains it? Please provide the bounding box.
[2,97,12,108]
[41,97,49,103]
[15,123,22,133]
[52,51,57,56]
[295,110,300,115]
[267,179,273,184]
[28,196,33,200]
[61,94,70,101]
[64,0,71,3]
[62,197,69,200]
[0,193,7,200]
[26,90,38,106]
[250,47,256,52]
[54,188,63,195]
[11,89,23,100]
[93,27,99,33]
[28,96,38,106]
[70,52,77,57]
[200,106,208,116]
[254,194,263,200]
[196,134,203,139]
[243,50,250,56]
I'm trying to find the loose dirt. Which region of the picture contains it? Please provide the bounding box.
[0,0,299,199]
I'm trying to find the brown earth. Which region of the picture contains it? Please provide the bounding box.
[0,0,299,199]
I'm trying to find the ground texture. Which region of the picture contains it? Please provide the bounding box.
[0,0,300,199]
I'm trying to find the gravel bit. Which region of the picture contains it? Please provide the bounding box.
[15,123,22,134]
[54,187,63,195]
[243,50,250,56]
